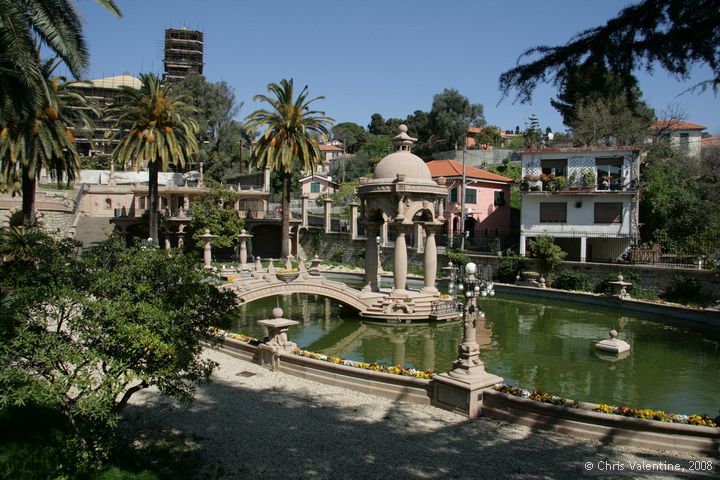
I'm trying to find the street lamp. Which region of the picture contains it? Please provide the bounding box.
[376,235,382,290]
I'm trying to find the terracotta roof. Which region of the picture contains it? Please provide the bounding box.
[651,120,706,131]
[425,160,512,183]
[319,144,344,151]
[518,146,642,154]
[702,136,720,148]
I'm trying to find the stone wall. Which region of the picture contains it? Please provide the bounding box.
[40,211,77,238]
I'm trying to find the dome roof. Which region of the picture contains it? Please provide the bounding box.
[373,151,432,181]
[371,125,433,182]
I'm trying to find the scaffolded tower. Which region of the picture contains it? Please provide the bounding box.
[163,28,204,82]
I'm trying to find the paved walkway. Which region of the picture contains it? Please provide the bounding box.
[123,347,717,479]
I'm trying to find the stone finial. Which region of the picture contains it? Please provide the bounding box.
[436,176,447,185]
[392,124,417,152]
[617,274,624,282]
[272,307,283,319]
[609,329,618,339]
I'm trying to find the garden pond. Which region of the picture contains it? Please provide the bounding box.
[216,278,720,417]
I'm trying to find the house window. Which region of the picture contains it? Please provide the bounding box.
[494,190,506,206]
[540,202,567,223]
[594,202,622,223]
[464,188,477,204]
[310,182,320,193]
[595,157,623,183]
[680,133,690,151]
[450,187,458,203]
[137,196,146,210]
[541,159,567,177]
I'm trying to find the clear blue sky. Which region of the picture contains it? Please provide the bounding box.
[75,0,720,135]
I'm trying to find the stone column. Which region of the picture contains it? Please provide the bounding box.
[413,222,424,253]
[200,229,218,268]
[381,221,388,245]
[519,234,527,257]
[392,223,408,294]
[164,236,171,251]
[422,223,439,293]
[237,229,252,269]
[198,162,204,187]
[257,307,298,371]
[363,222,379,292]
[263,167,271,192]
[300,194,310,227]
[323,197,333,233]
[348,202,359,239]
[580,236,587,263]
[108,159,116,186]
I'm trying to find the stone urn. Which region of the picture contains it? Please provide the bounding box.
[276,270,300,283]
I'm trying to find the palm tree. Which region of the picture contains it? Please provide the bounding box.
[0,59,99,226]
[106,73,199,243]
[245,79,333,259]
[0,0,120,127]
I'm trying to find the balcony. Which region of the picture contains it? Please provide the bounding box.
[520,174,634,193]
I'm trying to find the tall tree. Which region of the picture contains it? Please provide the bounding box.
[1,59,98,226]
[551,63,653,128]
[499,0,720,104]
[331,122,367,154]
[245,79,333,259]
[572,96,654,146]
[522,114,542,148]
[429,89,485,150]
[0,0,120,128]
[106,73,199,243]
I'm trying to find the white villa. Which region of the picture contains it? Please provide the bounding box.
[519,146,645,263]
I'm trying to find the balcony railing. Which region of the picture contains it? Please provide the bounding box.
[520,176,635,193]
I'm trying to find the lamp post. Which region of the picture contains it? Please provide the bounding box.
[459,147,467,251]
[376,235,382,290]
[433,260,502,417]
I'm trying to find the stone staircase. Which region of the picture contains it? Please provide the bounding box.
[360,291,459,322]
[74,216,114,249]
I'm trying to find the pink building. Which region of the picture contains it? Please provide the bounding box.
[426,160,512,244]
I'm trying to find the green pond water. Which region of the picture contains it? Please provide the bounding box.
[217,284,720,416]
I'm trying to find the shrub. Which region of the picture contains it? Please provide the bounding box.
[527,236,566,277]
[552,270,593,292]
[444,248,469,267]
[662,276,712,306]
[494,252,527,283]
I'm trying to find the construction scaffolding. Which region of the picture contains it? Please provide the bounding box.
[163,28,204,81]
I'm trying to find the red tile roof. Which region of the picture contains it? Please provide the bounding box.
[319,144,344,151]
[651,120,706,131]
[702,136,720,148]
[425,160,512,183]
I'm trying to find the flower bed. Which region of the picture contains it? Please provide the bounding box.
[494,384,578,408]
[494,384,718,428]
[208,327,259,345]
[593,404,718,427]
[293,348,434,379]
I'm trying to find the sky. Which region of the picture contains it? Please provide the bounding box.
[74,0,720,135]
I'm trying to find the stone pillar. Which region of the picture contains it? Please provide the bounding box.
[237,229,252,269]
[257,307,299,371]
[108,159,116,186]
[198,162,204,187]
[300,194,310,227]
[519,234,527,257]
[323,197,333,233]
[263,167,271,192]
[363,223,379,292]
[200,229,218,268]
[392,223,408,294]
[580,236,587,263]
[413,222,423,253]
[422,224,438,293]
[348,202,359,239]
[164,236,171,251]
[177,225,185,249]
[381,221,388,246]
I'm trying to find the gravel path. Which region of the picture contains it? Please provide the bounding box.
[123,347,717,479]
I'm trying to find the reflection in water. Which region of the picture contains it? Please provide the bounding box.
[219,292,720,415]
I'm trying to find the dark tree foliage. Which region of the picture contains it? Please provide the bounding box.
[550,63,652,127]
[499,0,720,103]
[429,89,484,151]
[331,122,368,154]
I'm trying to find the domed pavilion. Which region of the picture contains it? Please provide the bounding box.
[356,125,449,308]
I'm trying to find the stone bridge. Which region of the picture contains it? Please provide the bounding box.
[223,268,460,323]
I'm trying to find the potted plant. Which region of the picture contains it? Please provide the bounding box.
[581,169,597,190]
[610,176,625,191]
[567,172,580,190]
[555,175,566,191]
